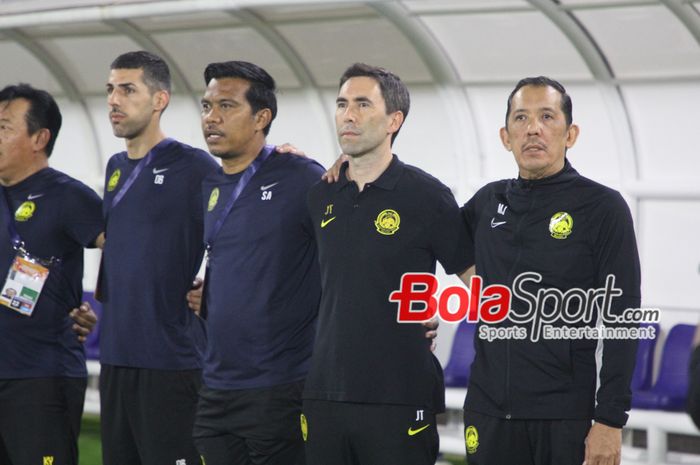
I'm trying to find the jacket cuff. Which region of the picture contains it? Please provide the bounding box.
[594,404,628,429]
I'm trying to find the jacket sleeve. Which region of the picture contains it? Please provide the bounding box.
[460,189,484,271]
[592,192,641,428]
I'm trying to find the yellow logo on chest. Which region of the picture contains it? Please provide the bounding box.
[207,188,220,212]
[375,209,400,235]
[15,201,35,222]
[549,211,573,239]
[107,169,121,192]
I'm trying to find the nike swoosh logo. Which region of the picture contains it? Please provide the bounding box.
[27,194,44,200]
[260,182,279,191]
[152,168,169,174]
[408,424,430,436]
[321,217,336,228]
[490,218,506,228]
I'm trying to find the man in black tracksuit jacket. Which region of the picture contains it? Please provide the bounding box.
[460,77,641,465]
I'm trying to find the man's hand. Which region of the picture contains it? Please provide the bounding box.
[583,422,622,465]
[423,318,439,352]
[693,324,700,348]
[458,266,476,287]
[275,143,306,157]
[94,232,106,249]
[70,302,97,343]
[321,154,349,183]
[187,277,204,316]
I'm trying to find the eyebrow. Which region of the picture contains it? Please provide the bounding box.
[336,96,372,104]
[513,106,558,114]
[106,82,136,89]
[201,97,238,105]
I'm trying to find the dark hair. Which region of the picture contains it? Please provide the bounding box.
[0,83,62,156]
[204,61,277,136]
[505,76,572,128]
[339,63,410,145]
[110,51,172,94]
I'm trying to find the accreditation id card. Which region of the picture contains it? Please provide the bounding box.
[0,250,49,316]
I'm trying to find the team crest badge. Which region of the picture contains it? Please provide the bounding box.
[374,209,400,235]
[300,413,308,442]
[107,169,121,192]
[549,211,573,239]
[465,425,479,454]
[15,201,35,222]
[207,188,220,212]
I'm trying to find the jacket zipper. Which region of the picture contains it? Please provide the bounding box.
[503,186,536,419]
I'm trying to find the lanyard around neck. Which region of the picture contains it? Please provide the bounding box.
[205,144,275,251]
[109,138,174,211]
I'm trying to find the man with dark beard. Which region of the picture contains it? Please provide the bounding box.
[98,51,218,465]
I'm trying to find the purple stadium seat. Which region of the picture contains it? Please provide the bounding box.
[81,291,102,360]
[630,323,660,392]
[632,323,695,411]
[443,321,477,387]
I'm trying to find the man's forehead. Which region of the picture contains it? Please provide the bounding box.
[108,67,145,84]
[339,76,381,97]
[204,77,250,97]
[0,98,28,118]
[512,85,562,109]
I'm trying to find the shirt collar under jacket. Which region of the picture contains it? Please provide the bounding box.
[335,154,404,192]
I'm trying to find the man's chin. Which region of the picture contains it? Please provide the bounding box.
[209,149,235,160]
[341,148,365,159]
[111,125,137,140]
[110,125,123,137]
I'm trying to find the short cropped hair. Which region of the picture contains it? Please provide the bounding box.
[0,83,62,156]
[111,50,172,94]
[204,61,277,136]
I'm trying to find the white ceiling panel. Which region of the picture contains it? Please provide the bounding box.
[0,40,63,94]
[0,0,150,14]
[402,0,530,13]
[154,27,300,90]
[39,35,141,94]
[277,18,431,87]
[422,12,592,82]
[559,0,655,6]
[575,6,700,78]
[130,12,241,31]
[256,3,376,22]
[621,83,700,182]
[21,21,114,38]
